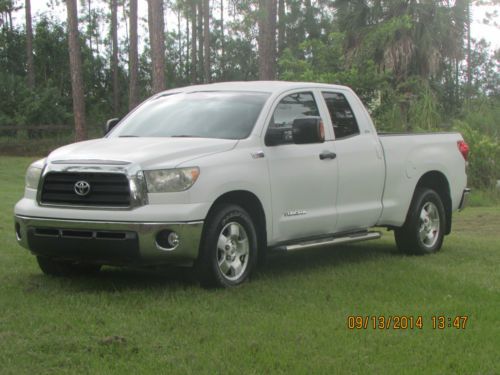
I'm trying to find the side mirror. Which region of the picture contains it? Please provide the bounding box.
[265,128,286,146]
[292,117,325,144]
[104,118,120,135]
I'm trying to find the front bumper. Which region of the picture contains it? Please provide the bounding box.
[14,215,203,266]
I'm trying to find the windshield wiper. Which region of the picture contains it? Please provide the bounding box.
[119,135,139,137]
[170,135,202,138]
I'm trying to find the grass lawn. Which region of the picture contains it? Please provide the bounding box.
[0,156,499,374]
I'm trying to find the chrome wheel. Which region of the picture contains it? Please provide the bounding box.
[419,202,440,248]
[216,222,249,281]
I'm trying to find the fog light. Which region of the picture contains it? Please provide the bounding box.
[15,222,22,241]
[156,230,180,250]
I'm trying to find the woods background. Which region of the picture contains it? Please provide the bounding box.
[0,0,499,188]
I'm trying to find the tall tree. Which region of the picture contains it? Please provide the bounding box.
[190,0,197,83]
[176,3,182,70]
[220,0,224,78]
[86,0,92,52]
[25,0,34,89]
[466,0,472,99]
[111,0,119,114]
[185,6,190,79]
[148,0,166,93]
[0,0,15,30]
[65,0,87,141]
[129,0,139,109]
[197,0,204,82]
[203,0,210,82]
[258,0,277,80]
[277,0,285,56]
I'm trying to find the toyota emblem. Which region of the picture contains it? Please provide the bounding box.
[74,180,91,196]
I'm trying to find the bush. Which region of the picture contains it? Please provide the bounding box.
[454,120,500,189]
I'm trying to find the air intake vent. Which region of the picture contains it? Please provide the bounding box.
[40,172,130,207]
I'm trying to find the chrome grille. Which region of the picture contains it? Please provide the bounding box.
[40,172,131,207]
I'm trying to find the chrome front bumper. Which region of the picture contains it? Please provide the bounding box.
[14,215,203,266]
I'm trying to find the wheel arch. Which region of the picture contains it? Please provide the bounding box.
[205,190,268,265]
[414,170,452,234]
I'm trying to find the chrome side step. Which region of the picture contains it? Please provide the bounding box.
[284,231,381,252]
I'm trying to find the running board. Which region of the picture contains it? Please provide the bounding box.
[282,231,381,252]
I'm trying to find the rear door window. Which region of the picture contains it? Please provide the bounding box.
[322,92,359,139]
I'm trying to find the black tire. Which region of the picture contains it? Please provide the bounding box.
[36,256,101,277]
[196,204,258,288]
[395,188,446,255]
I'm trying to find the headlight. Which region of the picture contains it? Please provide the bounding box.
[144,167,200,193]
[25,159,45,189]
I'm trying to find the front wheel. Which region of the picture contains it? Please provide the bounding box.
[197,204,258,288]
[395,188,446,255]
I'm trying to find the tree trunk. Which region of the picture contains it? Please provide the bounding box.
[191,0,197,83]
[203,0,210,82]
[466,0,471,100]
[25,0,35,89]
[8,6,13,31]
[88,0,92,53]
[148,0,166,94]
[186,9,190,80]
[220,0,224,78]
[258,0,277,80]
[277,0,285,56]
[197,1,204,82]
[178,9,182,70]
[111,0,119,115]
[129,0,139,109]
[65,0,87,141]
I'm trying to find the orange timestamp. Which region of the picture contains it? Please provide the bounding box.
[347,315,469,330]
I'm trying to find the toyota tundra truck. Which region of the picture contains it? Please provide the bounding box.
[14,81,470,287]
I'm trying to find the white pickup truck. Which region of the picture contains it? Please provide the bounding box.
[14,81,469,287]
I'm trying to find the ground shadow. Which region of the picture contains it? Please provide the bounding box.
[25,237,399,292]
[261,239,399,278]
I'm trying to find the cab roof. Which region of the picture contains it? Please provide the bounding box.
[158,81,351,95]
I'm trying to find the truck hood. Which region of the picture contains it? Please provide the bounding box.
[47,137,237,169]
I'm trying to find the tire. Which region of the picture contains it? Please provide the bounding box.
[196,204,258,288]
[36,256,101,277]
[395,188,446,255]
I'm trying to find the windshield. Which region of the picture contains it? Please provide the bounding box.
[110,91,270,139]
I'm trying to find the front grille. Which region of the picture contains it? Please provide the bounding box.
[40,172,130,207]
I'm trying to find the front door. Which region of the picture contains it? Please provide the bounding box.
[264,91,339,243]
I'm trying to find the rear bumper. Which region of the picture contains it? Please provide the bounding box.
[458,188,471,211]
[14,215,203,266]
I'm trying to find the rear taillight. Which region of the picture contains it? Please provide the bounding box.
[457,140,469,161]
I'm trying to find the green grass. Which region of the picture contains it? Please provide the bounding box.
[468,188,500,207]
[0,156,499,374]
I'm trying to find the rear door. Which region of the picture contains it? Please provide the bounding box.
[264,90,339,243]
[319,91,385,232]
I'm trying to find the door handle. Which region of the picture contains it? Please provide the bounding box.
[319,151,337,160]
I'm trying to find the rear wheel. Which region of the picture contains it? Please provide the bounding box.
[197,204,258,288]
[36,256,101,276]
[395,188,446,255]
